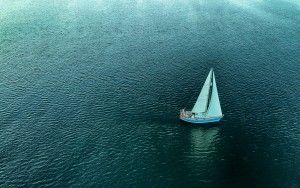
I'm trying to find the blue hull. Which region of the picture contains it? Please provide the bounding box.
[180,117,222,124]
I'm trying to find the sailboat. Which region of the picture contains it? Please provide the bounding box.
[180,68,223,123]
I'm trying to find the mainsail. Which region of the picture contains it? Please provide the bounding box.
[206,72,223,117]
[192,69,213,114]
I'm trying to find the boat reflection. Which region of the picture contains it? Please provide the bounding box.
[184,127,221,181]
[189,127,220,156]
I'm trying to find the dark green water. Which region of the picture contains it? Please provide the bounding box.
[0,0,299,187]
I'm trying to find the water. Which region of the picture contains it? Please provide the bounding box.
[0,0,299,187]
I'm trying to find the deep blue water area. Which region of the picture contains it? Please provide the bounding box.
[0,0,299,187]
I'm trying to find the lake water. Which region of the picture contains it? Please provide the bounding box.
[0,0,299,187]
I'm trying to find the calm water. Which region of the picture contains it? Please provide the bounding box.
[0,0,299,187]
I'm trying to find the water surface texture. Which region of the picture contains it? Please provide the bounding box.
[0,0,299,187]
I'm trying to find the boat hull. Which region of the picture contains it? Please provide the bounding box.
[180,117,222,124]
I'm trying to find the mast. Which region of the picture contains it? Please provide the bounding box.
[204,69,214,113]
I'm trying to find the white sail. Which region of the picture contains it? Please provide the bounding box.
[206,72,222,117]
[192,69,213,114]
